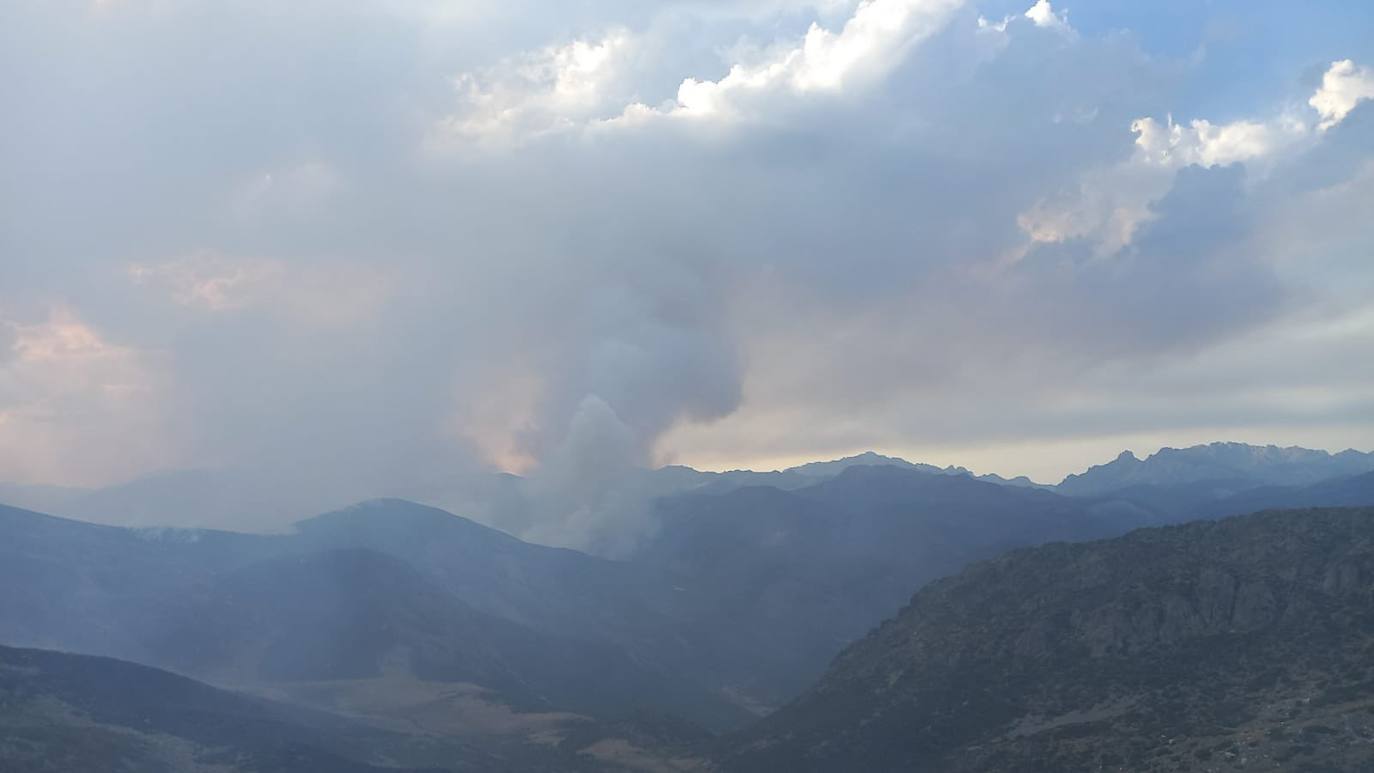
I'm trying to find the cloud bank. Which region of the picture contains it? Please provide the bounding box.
[2,0,1372,545]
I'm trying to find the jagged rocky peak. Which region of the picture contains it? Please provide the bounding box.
[1059,442,1374,496]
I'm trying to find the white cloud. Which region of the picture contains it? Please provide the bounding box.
[1018,93,1321,254]
[1023,0,1070,33]
[434,29,639,145]
[436,0,965,140]
[1310,59,1374,130]
[1130,115,1289,168]
[652,0,964,120]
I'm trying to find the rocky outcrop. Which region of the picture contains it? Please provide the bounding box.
[723,507,1374,772]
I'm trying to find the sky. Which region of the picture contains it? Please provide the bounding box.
[3,0,1374,521]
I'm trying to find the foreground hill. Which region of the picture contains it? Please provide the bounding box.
[726,507,1374,772]
[145,548,723,722]
[0,644,726,772]
[0,644,491,772]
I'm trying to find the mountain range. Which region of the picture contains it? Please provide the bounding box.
[1058,442,1374,496]
[4,441,1369,536]
[3,441,1374,771]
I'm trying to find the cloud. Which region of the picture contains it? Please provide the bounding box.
[1016,68,1341,256]
[436,0,966,139]
[1023,0,1070,33]
[0,310,179,487]
[1311,59,1374,131]
[128,254,286,312]
[664,0,964,112]
[2,0,1372,544]
[434,29,640,146]
[1131,116,1294,169]
[128,253,392,329]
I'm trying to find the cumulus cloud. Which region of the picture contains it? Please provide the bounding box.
[1017,73,1333,256]
[1130,116,1295,169]
[435,0,966,139]
[434,29,641,145]
[1022,0,1070,33]
[1311,59,1374,130]
[664,0,964,116]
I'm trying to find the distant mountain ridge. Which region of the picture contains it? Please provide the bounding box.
[4,442,1367,537]
[780,451,1047,488]
[1057,442,1374,496]
[0,450,1048,533]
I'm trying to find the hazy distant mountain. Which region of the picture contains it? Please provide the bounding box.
[1204,470,1374,519]
[0,450,1048,538]
[1084,469,1374,527]
[1057,442,1374,497]
[635,465,1117,706]
[0,481,87,516]
[0,501,748,731]
[287,500,758,727]
[145,547,724,723]
[0,468,363,532]
[725,507,1374,772]
[0,503,268,661]
[783,451,926,477]
[782,451,1047,488]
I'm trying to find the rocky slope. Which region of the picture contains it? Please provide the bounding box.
[725,507,1374,772]
[637,465,1118,705]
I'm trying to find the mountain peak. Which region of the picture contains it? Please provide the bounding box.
[1059,442,1374,496]
[784,451,922,477]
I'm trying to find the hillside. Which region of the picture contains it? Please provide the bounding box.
[145,548,729,722]
[0,644,490,772]
[637,465,1117,705]
[0,501,747,730]
[725,507,1374,772]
